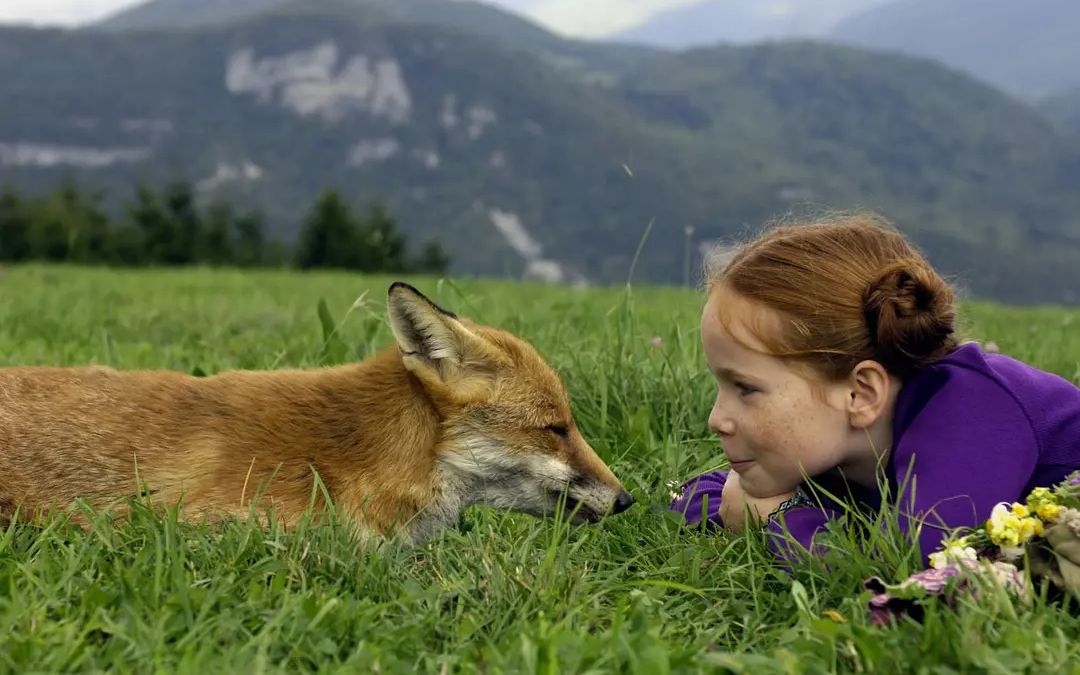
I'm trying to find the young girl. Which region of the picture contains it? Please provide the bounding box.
[670,212,1080,563]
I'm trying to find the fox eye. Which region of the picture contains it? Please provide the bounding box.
[545,424,569,438]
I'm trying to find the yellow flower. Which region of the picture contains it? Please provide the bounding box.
[1011,503,1030,518]
[1035,503,1063,522]
[1019,517,1043,540]
[1025,487,1064,522]
[1027,487,1055,506]
[986,502,1044,548]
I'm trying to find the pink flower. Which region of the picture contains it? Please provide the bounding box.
[865,560,1026,626]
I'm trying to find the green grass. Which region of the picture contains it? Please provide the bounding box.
[1,264,1079,673]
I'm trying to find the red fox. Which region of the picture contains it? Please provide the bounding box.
[0,282,634,541]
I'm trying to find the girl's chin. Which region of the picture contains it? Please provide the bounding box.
[740,471,802,499]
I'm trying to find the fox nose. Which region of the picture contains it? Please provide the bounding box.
[611,490,635,515]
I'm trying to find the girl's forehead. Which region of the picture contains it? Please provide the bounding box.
[703,286,785,355]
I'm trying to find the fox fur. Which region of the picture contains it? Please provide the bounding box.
[0,282,633,541]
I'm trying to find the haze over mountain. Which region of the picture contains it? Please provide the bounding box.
[829,0,1080,100]
[613,0,1080,102]
[613,0,884,47]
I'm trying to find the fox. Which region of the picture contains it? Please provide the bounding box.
[0,282,634,542]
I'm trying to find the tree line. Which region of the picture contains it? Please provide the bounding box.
[0,180,449,274]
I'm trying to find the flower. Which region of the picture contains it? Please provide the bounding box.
[987,502,1043,548]
[998,545,1024,562]
[985,561,1027,599]
[865,566,962,626]
[865,560,1029,626]
[868,472,1080,627]
[1036,503,1064,522]
[1026,487,1055,506]
[899,565,962,594]
[929,539,978,570]
[665,479,685,502]
[1025,487,1064,522]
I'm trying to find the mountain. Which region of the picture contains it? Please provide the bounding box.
[96,0,661,81]
[96,0,284,30]
[830,0,1080,100]
[1040,88,1080,136]
[2,1,693,284]
[612,0,887,48]
[2,0,1080,304]
[613,41,1080,303]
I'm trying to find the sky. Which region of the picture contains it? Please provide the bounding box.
[0,0,705,37]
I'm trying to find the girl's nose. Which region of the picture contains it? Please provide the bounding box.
[708,400,735,437]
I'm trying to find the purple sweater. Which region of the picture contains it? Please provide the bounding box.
[669,342,1080,563]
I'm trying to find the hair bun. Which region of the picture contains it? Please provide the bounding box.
[862,261,956,377]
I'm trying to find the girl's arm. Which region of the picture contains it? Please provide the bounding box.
[719,471,795,531]
[670,471,840,559]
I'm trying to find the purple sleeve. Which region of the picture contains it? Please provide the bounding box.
[669,471,841,561]
[765,505,837,562]
[668,471,727,528]
[892,370,1038,562]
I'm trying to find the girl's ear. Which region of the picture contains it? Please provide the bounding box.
[846,360,895,429]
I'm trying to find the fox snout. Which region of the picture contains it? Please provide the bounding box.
[550,460,636,524]
[550,483,635,524]
[559,441,635,522]
[612,490,635,514]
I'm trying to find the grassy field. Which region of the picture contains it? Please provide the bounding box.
[1,264,1078,673]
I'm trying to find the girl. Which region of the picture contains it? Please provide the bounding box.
[670,212,1080,563]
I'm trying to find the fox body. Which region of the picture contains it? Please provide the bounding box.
[0,282,633,541]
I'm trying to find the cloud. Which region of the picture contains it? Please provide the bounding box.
[0,0,138,25]
[528,0,703,37]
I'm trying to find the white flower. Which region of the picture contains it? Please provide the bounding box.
[929,542,979,569]
[998,546,1024,562]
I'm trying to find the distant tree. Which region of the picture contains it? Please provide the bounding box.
[128,184,173,264]
[199,201,234,265]
[0,186,31,262]
[27,180,110,262]
[356,202,408,273]
[234,210,266,266]
[161,180,200,264]
[294,188,360,270]
[104,224,146,266]
[413,239,450,275]
[0,179,450,274]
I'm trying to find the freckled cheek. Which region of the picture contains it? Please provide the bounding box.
[751,409,806,466]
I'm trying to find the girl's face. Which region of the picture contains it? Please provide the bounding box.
[700,288,862,498]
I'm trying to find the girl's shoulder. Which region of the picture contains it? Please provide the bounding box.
[896,342,1080,461]
[939,341,1079,408]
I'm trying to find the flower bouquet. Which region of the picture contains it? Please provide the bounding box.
[865,471,1080,625]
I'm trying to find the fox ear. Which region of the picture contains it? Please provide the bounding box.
[386,282,500,384]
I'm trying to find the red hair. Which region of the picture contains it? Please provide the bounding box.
[706,212,959,380]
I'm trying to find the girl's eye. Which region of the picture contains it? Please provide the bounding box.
[734,381,759,397]
[545,424,569,438]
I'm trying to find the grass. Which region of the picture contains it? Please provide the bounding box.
[0,264,1079,673]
